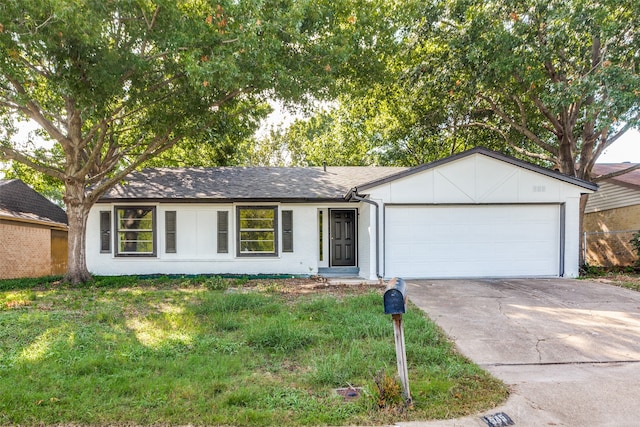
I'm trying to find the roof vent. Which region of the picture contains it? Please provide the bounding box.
[323,161,327,172]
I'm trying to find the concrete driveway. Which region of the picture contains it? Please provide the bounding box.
[400,278,640,427]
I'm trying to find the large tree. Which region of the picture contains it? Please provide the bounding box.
[0,0,395,283]
[405,0,640,264]
[410,0,640,179]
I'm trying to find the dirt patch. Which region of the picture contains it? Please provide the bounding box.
[240,276,385,297]
[590,273,640,291]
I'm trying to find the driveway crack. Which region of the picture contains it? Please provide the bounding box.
[535,338,545,363]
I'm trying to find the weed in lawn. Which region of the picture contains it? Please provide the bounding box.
[373,369,404,409]
[225,387,261,407]
[214,314,243,331]
[247,316,316,352]
[203,276,230,291]
[309,345,367,387]
[255,281,286,293]
[0,279,507,426]
[196,291,272,315]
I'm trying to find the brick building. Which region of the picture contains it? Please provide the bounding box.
[584,164,640,266]
[0,179,68,279]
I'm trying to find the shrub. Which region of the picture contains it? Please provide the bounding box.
[630,231,640,265]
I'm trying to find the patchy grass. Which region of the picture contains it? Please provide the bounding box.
[0,277,507,426]
[582,268,640,292]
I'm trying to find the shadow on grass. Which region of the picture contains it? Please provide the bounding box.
[0,282,508,426]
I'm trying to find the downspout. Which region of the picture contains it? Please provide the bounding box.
[349,187,381,280]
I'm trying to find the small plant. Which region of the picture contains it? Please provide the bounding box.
[203,276,230,291]
[630,231,640,265]
[372,370,403,409]
[247,317,316,352]
[580,263,605,277]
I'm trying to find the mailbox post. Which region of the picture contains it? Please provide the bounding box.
[383,277,411,403]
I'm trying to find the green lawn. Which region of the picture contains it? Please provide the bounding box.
[0,276,507,426]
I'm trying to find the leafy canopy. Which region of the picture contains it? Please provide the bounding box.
[0,0,399,282]
[410,0,640,177]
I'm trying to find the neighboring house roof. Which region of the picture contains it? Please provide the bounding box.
[98,147,597,202]
[99,166,408,202]
[592,163,640,190]
[585,163,640,214]
[0,179,68,226]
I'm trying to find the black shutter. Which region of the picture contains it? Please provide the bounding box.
[282,210,293,252]
[100,211,111,253]
[165,211,177,253]
[217,211,229,253]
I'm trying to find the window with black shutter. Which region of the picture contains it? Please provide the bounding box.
[217,211,229,253]
[282,210,293,252]
[165,211,177,253]
[114,206,156,256]
[100,211,111,253]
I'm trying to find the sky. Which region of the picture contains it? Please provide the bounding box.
[6,116,640,169]
[594,128,640,163]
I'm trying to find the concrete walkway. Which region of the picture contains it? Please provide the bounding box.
[400,278,640,427]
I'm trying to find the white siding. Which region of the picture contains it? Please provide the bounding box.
[87,203,323,276]
[585,181,640,213]
[368,153,572,204]
[366,153,591,278]
[356,202,372,279]
[86,152,591,280]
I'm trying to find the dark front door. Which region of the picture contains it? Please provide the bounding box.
[330,210,356,266]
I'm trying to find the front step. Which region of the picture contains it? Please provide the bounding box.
[317,267,360,277]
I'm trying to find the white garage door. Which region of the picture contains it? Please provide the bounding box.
[385,205,561,278]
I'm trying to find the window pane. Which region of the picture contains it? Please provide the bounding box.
[237,207,277,255]
[116,207,155,255]
[240,240,275,253]
[240,231,275,241]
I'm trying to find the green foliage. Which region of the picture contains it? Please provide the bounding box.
[580,263,607,277]
[630,231,640,265]
[0,281,508,425]
[247,317,317,353]
[1,161,64,206]
[203,276,231,291]
[252,0,640,173]
[408,0,640,177]
[0,0,404,282]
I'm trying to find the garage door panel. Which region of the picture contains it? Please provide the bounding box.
[385,205,560,278]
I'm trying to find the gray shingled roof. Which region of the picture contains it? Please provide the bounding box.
[99,166,409,201]
[99,148,598,202]
[0,179,68,225]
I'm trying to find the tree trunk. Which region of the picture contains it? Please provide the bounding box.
[557,135,576,176]
[63,182,93,284]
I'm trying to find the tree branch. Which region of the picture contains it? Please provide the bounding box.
[86,129,182,203]
[478,93,559,156]
[140,6,161,56]
[0,146,66,180]
[593,163,640,182]
[462,121,556,163]
[603,118,639,149]
[3,74,70,147]
[528,92,564,135]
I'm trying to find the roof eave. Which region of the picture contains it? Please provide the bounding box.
[96,196,351,204]
[0,214,68,230]
[355,147,598,192]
